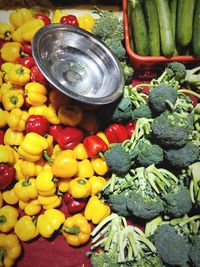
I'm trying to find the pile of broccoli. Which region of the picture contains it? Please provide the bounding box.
[92,7,134,84]
[145,214,200,266]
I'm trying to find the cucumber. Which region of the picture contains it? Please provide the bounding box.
[127,0,134,50]
[129,0,149,56]
[193,0,200,57]
[144,0,160,56]
[155,0,175,57]
[176,0,196,47]
[169,0,178,55]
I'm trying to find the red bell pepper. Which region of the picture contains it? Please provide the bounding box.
[83,135,108,158]
[30,65,47,85]
[49,125,63,141]
[125,121,136,138]
[17,56,35,69]
[63,192,87,214]
[21,44,32,56]
[25,115,50,136]
[60,15,79,27]
[0,164,15,190]
[57,127,84,150]
[105,123,129,143]
[0,130,5,145]
[34,13,51,25]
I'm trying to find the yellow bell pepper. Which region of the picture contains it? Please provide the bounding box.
[6,64,30,87]
[19,199,41,216]
[88,176,107,196]
[35,169,56,196]
[4,128,24,146]
[49,88,72,110]
[84,195,111,224]
[0,108,9,128]
[76,159,94,179]
[28,104,60,125]
[37,208,65,238]
[58,104,83,126]
[38,194,62,210]
[52,9,68,23]
[1,63,15,75]
[2,89,24,111]
[51,150,78,179]
[14,159,43,181]
[14,215,39,242]
[18,132,49,162]
[91,157,109,176]
[14,177,38,202]
[51,144,62,160]
[0,145,15,164]
[96,132,110,147]
[0,22,14,41]
[78,14,95,32]
[57,178,71,193]
[62,213,91,247]
[2,188,19,206]
[25,82,47,106]
[9,8,33,29]
[73,143,88,160]
[0,233,22,267]
[69,178,91,199]
[12,19,45,43]
[0,42,22,63]
[7,108,29,132]
[0,82,13,102]
[0,205,19,233]
[0,192,3,208]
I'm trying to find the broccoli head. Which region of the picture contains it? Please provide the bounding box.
[91,251,119,267]
[163,185,193,218]
[151,111,191,148]
[92,9,124,41]
[132,104,153,120]
[112,97,133,122]
[166,62,187,82]
[152,224,190,266]
[108,192,130,217]
[164,142,199,169]
[104,37,126,61]
[136,139,164,167]
[131,255,165,267]
[104,143,132,175]
[189,235,200,267]
[120,61,134,85]
[127,191,164,220]
[149,84,177,114]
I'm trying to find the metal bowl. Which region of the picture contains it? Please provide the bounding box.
[32,24,124,105]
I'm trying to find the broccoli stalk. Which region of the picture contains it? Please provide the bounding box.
[185,65,200,88]
[91,213,156,264]
[189,162,200,206]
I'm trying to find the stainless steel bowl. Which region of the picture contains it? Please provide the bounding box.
[32,24,124,105]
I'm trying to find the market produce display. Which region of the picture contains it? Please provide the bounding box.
[128,0,200,57]
[0,4,200,267]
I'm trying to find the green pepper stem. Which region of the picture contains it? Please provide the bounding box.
[43,151,54,164]
[0,215,6,224]
[62,226,80,235]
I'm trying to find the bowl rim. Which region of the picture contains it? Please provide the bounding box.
[32,23,124,105]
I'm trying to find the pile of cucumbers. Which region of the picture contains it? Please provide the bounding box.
[128,0,200,57]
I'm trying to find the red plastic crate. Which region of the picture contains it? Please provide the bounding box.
[123,0,200,78]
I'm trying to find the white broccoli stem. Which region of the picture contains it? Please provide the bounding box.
[186,66,200,83]
[146,172,160,194]
[91,224,110,244]
[189,180,195,204]
[158,168,178,183]
[91,237,107,250]
[178,89,200,98]
[146,165,170,187]
[136,235,157,253]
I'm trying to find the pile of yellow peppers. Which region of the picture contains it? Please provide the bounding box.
[0,7,111,267]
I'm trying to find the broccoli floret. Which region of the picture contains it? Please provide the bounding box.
[91,251,119,267]
[131,255,165,267]
[112,97,133,122]
[163,185,193,218]
[151,111,191,148]
[136,140,164,167]
[152,224,190,266]
[104,143,132,174]
[92,9,124,41]
[149,84,177,114]
[120,61,134,85]
[164,142,199,169]
[152,62,187,88]
[108,192,130,217]
[189,235,200,267]
[132,104,153,120]
[104,38,126,60]
[127,191,164,220]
